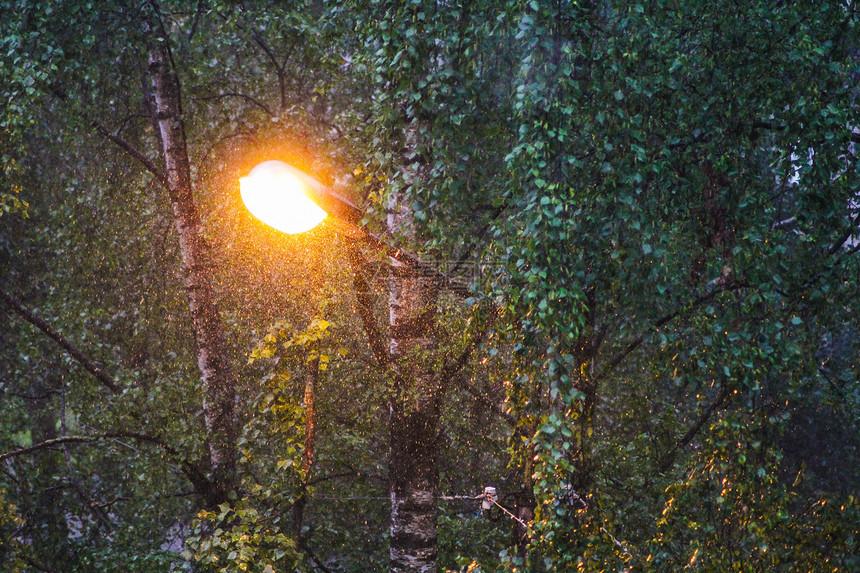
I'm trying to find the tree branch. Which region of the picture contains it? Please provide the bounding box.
[449,203,509,276]
[0,429,217,505]
[218,7,293,113]
[21,554,60,573]
[0,385,61,401]
[751,122,859,256]
[299,540,335,573]
[91,120,169,189]
[0,288,121,393]
[191,91,275,117]
[59,382,112,529]
[827,212,860,255]
[186,0,205,43]
[657,384,731,473]
[103,431,216,503]
[454,375,516,427]
[346,243,392,367]
[248,28,291,112]
[0,431,186,464]
[441,303,499,393]
[594,284,739,384]
[307,470,388,486]
[0,436,95,462]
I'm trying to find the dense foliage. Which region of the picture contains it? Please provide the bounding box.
[1,1,857,572]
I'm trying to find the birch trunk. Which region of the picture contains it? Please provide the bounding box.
[387,193,440,573]
[144,18,237,501]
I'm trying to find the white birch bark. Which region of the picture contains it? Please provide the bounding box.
[144,17,238,502]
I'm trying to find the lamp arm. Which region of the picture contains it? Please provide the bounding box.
[309,188,474,299]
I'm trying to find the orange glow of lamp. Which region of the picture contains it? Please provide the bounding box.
[240,160,327,234]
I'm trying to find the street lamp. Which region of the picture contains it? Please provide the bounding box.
[239,159,472,298]
[239,160,327,234]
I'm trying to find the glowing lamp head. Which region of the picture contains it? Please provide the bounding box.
[240,160,327,234]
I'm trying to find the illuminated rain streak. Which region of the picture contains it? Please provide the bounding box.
[240,160,327,234]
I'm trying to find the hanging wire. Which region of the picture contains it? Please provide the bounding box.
[309,488,531,530]
[311,488,629,559]
[437,493,484,501]
[311,495,390,501]
[310,493,484,502]
[489,499,530,529]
